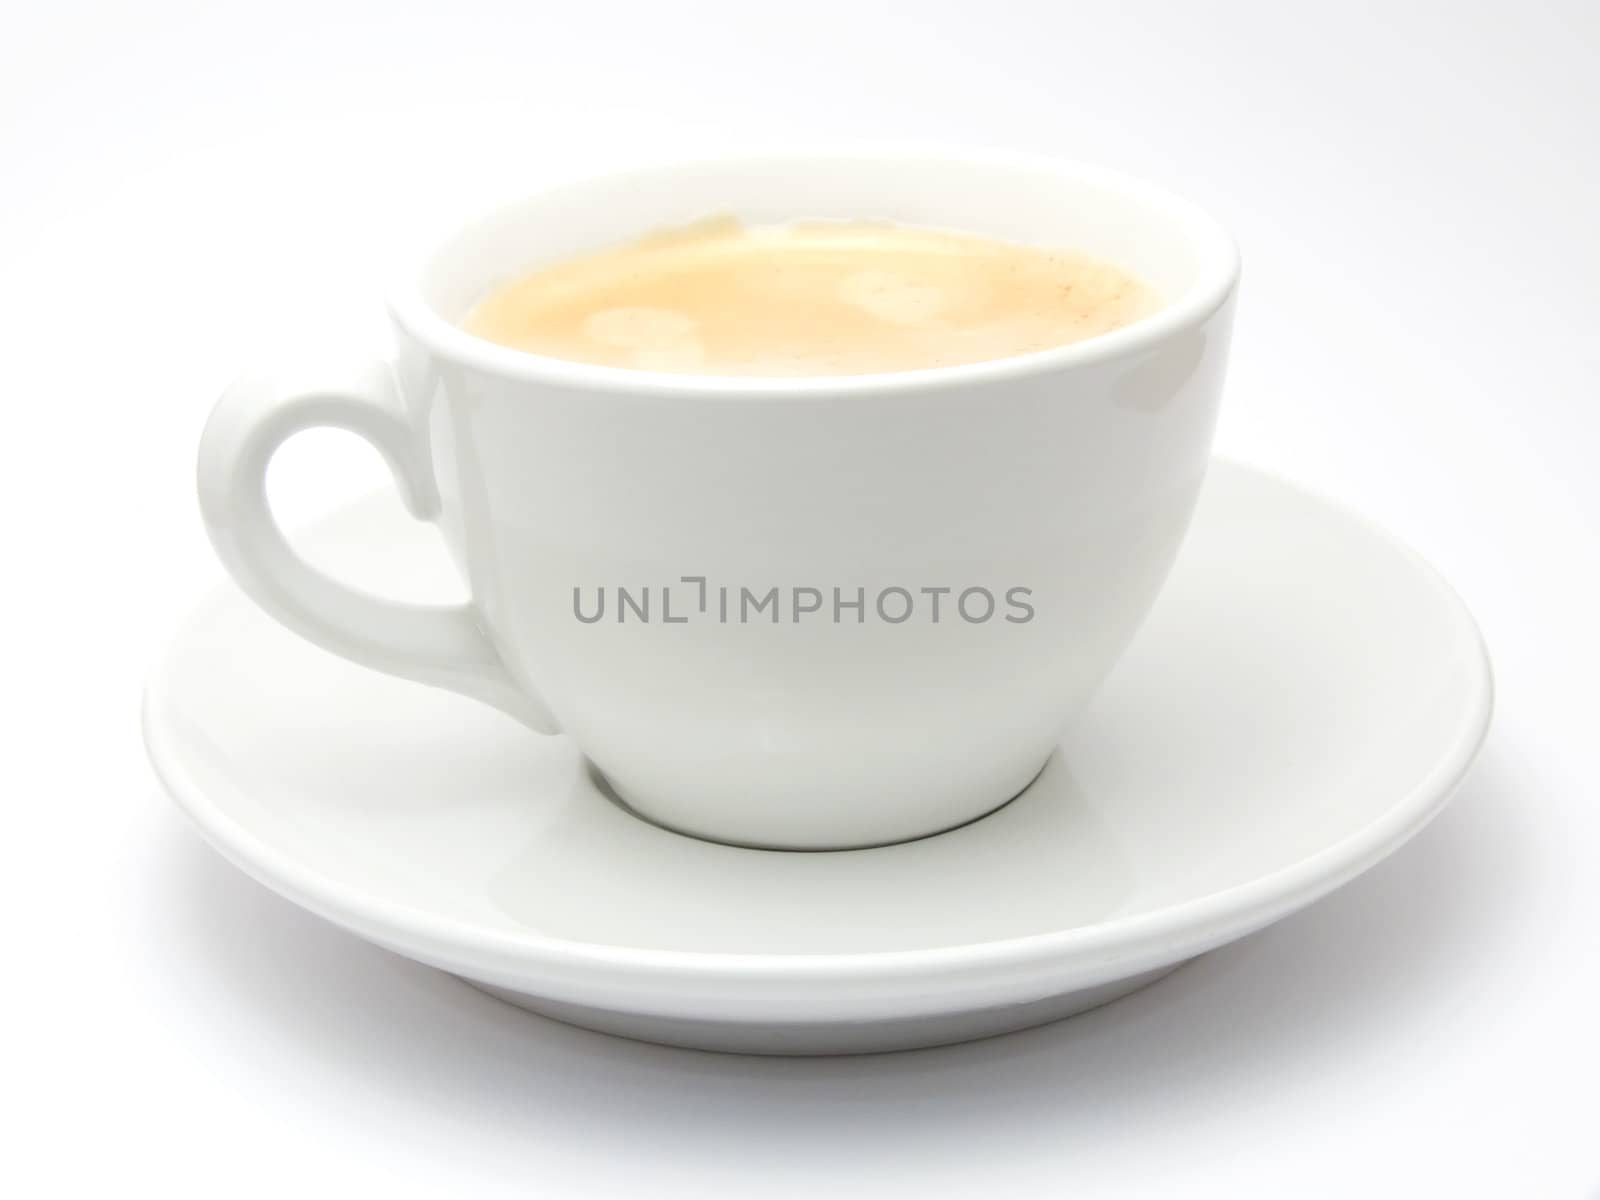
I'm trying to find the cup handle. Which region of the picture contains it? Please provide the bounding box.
[196,359,559,733]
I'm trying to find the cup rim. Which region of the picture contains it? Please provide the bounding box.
[386,146,1240,399]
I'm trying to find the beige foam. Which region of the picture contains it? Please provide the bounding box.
[462,218,1157,376]
[837,270,952,326]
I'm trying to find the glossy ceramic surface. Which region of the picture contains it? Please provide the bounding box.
[147,460,1491,1055]
[196,150,1239,848]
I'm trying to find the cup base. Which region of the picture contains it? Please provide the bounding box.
[585,755,1052,852]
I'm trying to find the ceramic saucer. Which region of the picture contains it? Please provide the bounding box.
[144,459,1491,1055]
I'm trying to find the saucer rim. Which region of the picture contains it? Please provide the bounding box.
[144,457,1494,987]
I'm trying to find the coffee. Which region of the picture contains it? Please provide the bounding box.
[461,218,1157,376]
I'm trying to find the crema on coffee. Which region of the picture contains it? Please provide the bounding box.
[461,217,1157,376]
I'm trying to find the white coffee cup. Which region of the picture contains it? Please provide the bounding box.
[197,148,1239,850]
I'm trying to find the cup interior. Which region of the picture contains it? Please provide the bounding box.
[401,150,1237,383]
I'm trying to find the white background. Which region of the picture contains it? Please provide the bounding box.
[5,1,1598,1195]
